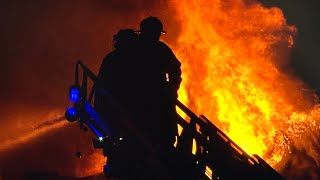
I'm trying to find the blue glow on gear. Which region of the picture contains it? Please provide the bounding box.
[69,87,80,102]
[84,101,110,135]
[87,121,104,138]
[67,107,77,116]
[65,107,78,122]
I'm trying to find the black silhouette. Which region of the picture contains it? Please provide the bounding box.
[132,16,182,147]
[94,17,182,179]
[94,29,139,137]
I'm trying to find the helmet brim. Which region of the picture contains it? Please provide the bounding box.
[135,30,167,35]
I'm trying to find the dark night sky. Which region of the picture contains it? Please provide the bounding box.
[260,0,320,89]
[0,0,179,109]
[0,0,320,178]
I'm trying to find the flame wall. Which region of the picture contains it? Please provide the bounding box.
[169,0,320,178]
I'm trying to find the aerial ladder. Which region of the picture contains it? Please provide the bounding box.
[65,61,284,180]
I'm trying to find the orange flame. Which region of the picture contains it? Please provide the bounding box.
[168,0,320,166]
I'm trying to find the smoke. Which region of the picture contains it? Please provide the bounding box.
[0,0,180,108]
[0,0,180,178]
[260,0,320,89]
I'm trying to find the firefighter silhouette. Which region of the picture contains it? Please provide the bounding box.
[134,16,182,146]
[94,29,139,137]
[95,17,182,179]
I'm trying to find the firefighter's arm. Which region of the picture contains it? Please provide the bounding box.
[164,47,182,98]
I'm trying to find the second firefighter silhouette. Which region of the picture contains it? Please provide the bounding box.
[96,17,182,146]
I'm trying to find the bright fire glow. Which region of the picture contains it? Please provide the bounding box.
[169,0,320,166]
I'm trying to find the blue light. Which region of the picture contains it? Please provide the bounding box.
[65,107,78,122]
[69,86,80,102]
[84,101,110,135]
[87,120,104,138]
[67,107,77,115]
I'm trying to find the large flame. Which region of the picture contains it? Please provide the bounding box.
[169,0,320,167]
